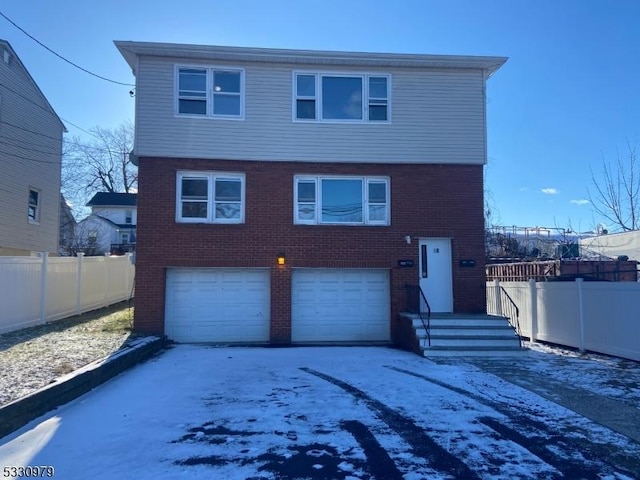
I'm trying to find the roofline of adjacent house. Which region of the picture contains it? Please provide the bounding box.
[114,40,508,78]
[80,214,136,229]
[0,39,67,133]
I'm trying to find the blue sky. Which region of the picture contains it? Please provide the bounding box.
[2,0,638,232]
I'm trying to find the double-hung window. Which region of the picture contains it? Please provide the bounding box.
[177,66,244,118]
[294,72,390,122]
[294,176,390,225]
[177,172,245,224]
[28,188,40,223]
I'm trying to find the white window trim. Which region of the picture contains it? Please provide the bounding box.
[293,175,390,226]
[176,171,246,224]
[175,65,245,120]
[28,187,40,224]
[292,71,391,124]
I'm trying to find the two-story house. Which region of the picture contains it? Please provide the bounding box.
[116,41,506,345]
[0,39,66,256]
[74,192,137,255]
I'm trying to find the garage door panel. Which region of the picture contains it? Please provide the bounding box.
[292,269,390,342]
[165,268,270,343]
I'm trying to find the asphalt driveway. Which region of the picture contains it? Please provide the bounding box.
[1,345,639,479]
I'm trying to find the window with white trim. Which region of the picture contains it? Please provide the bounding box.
[177,67,244,118]
[176,172,245,224]
[294,72,390,122]
[294,176,390,225]
[28,188,40,223]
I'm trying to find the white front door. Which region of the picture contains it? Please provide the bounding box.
[418,238,453,313]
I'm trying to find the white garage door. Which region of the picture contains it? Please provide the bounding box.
[292,269,390,342]
[165,268,270,343]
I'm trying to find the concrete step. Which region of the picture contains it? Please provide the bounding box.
[420,336,521,349]
[417,326,517,337]
[422,346,527,357]
[412,316,513,328]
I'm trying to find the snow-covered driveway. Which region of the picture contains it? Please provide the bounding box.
[1,345,639,479]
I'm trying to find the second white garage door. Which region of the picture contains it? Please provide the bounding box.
[165,268,270,343]
[291,269,390,342]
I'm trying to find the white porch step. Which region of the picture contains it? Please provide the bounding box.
[412,315,512,329]
[421,326,517,337]
[404,313,525,355]
[419,335,521,349]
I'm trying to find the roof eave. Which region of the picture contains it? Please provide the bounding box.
[114,40,507,76]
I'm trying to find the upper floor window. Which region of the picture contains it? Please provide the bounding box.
[28,188,40,223]
[125,210,133,224]
[294,72,390,123]
[294,176,390,225]
[176,171,245,224]
[177,67,244,119]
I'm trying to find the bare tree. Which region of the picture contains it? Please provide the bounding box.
[63,121,136,217]
[589,143,639,232]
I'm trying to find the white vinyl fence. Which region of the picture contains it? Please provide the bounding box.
[487,279,640,361]
[0,253,135,334]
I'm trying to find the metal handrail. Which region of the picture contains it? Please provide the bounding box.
[405,284,432,346]
[499,286,522,347]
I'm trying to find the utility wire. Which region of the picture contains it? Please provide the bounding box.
[0,148,62,165]
[0,119,63,141]
[0,122,128,155]
[0,138,61,156]
[60,117,102,139]
[0,10,134,87]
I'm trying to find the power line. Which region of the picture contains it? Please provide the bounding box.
[0,119,63,141]
[0,59,120,143]
[0,147,62,165]
[0,82,61,119]
[60,117,102,139]
[0,138,61,156]
[1,121,129,155]
[0,10,134,87]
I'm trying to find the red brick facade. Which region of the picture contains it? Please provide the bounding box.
[134,157,486,343]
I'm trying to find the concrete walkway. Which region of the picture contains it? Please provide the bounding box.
[465,357,640,444]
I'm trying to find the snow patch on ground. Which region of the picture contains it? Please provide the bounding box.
[1,345,638,479]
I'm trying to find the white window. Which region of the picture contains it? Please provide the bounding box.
[28,188,40,223]
[294,176,390,225]
[177,66,244,118]
[294,72,390,123]
[176,172,245,224]
[125,210,133,224]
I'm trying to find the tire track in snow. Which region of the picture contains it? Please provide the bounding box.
[301,367,480,480]
[386,365,639,479]
[341,420,404,480]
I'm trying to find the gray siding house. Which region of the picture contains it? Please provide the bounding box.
[0,39,66,256]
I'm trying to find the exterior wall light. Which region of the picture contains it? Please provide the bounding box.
[277,253,286,266]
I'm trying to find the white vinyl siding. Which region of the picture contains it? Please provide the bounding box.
[0,44,64,255]
[134,57,487,165]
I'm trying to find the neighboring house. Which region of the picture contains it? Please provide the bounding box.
[0,39,66,256]
[74,192,137,255]
[116,41,506,344]
[59,193,76,255]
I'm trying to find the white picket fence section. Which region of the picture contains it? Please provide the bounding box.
[0,253,135,334]
[487,279,640,361]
